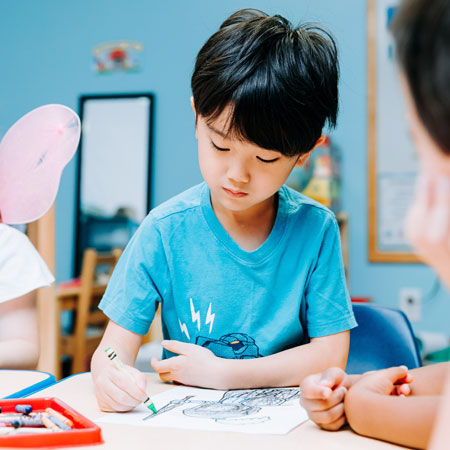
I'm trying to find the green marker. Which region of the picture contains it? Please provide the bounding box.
[105,347,157,414]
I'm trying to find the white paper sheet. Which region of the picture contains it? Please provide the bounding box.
[96,386,308,435]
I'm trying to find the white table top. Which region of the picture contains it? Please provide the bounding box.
[0,369,54,399]
[27,372,412,450]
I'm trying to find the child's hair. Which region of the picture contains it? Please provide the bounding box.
[191,8,339,157]
[392,0,450,154]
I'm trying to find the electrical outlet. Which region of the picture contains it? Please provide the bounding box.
[399,288,421,322]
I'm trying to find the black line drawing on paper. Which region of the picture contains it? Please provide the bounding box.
[143,387,300,424]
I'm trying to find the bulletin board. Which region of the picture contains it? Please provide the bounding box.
[367,0,420,263]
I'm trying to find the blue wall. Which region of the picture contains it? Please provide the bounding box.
[1,0,448,334]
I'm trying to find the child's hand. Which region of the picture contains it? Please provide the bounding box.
[348,366,413,399]
[300,367,352,431]
[151,340,224,389]
[93,363,148,412]
[406,175,450,288]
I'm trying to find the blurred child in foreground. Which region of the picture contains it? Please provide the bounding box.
[300,0,450,448]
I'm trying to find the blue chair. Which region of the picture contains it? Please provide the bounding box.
[346,303,421,374]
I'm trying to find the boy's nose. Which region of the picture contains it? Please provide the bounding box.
[227,161,250,184]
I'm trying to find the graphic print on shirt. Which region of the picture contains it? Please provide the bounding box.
[178,298,213,340]
[196,333,262,359]
[177,298,262,359]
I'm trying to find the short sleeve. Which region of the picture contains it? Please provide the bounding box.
[0,224,54,303]
[303,216,357,338]
[99,215,171,335]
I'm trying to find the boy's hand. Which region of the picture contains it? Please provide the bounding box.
[406,175,450,288]
[300,367,352,431]
[151,340,224,389]
[348,366,413,399]
[93,363,148,412]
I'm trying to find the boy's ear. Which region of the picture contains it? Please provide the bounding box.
[295,150,313,168]
[191,96,198,139]
[295,135,326,167]
[314,134,326,149]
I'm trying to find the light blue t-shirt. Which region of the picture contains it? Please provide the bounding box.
[100,182,356,359]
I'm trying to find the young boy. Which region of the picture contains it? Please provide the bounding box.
[300,0,450,448]
[91,8,356,413]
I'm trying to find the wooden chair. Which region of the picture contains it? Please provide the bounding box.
[56,248,122,379]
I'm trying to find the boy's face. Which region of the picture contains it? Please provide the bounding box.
[400,76,450,289]
[195,107,309,215]
[401,77,450,177]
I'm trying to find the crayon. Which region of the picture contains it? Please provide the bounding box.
[0,412,42,419]
[15,404,32,415]
[45,408,73,427]
[16,427,54,434]
[0,427,54,435]
[104,347,157,414]
[0,417,43,427]
[47,414,71,431]
[42,415,60,431]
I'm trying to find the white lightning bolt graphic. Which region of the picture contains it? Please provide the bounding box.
[205,303,215,334]
[178,319,190,340]
[190,298,201,331]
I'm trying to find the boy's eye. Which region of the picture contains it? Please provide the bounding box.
[257,156,279,164]
[210,140,229,152]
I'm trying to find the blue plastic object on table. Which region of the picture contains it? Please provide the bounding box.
[1,369,56,399]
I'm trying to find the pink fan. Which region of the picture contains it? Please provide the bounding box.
[0,104,80,224]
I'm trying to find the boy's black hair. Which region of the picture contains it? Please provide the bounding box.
[191,9,339,157]
[392,0,450,154]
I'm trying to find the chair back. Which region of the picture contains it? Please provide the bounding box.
[73,248,122,339]
[57,248,122,378]
[346,303,421,374]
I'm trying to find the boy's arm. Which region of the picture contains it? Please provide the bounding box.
[91,320,148,412]
[219,331,350,389]
[345,367,438,449]
[0,292,39,369]
[408,363,449,395]
[151,330,349,390]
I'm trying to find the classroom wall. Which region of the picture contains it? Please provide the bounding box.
[1,0,448,334]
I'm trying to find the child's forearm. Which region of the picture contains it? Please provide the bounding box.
[91,320,143,380]
[217,337,348,390]
[428,369,450,450]
[345,391,438,449]
[408,363,449,396]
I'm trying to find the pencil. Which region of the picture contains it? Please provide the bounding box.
[104,347,157,414]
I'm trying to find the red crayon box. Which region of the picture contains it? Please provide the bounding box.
[0,397,103,447]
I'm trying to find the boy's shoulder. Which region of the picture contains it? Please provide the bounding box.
[148,183,206,223]
[280,185,336,222]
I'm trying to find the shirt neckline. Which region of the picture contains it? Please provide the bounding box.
[200,183,289,264]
